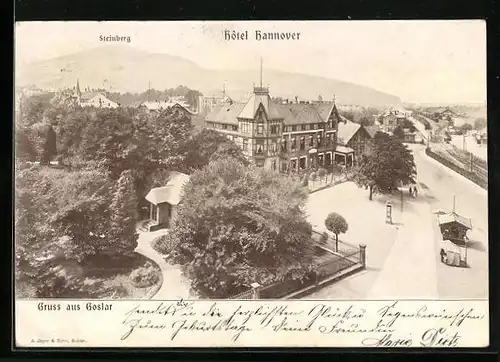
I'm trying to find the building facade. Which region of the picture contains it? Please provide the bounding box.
[205,86,343,172]
[337,120,374,162]
[197,94,231,116]
[144,171,190,231]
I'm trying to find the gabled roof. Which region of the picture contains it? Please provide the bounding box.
[205,91,341,126]
[80,91,100,101]
[337,120,361,145]
[273,103,325,125]
[364,125,381,138]
[238,92,282,120]
[145,171,190,206]
[206,101,246,125]
[316,102,336,122]
[437,212,472,230]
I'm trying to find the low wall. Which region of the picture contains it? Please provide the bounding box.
[425,147,488,190]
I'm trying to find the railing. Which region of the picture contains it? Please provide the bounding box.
[229,233,363,299]
[426,147,487,190]
[229,289,253,299]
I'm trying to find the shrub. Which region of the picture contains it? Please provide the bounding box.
[317,168,327,181]
[130,262,160,288]
[153,234,180,258]
[325,212,349,251]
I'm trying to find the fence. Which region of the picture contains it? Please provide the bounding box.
[230,233,364,299]
[426,147,487,190]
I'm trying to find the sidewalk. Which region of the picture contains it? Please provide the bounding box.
[305,182,399,299]
[367,193,439,299]
[135,229,194,300]
[304,181,439,300]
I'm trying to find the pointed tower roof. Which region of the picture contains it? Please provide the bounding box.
[75,78,82,97]
[237,58,281,119]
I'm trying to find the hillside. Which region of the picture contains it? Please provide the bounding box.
[16,45,401,106]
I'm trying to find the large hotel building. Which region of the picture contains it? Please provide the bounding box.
[205,84,354,172]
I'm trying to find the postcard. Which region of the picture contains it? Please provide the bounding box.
[14,20,488,348]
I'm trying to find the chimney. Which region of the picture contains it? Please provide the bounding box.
[295,96,298,104]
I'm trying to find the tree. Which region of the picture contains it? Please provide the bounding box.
[185,89,202,109]
[317,95,323,102]
[393,125,405,140]
[15,127,37,162]
[360,117,371,127]
[108,170,138,256]
[40,125,57,164]
[342,111,355,122]
[324,213,348,251]
[155,158,315,298]
[460,123,473,134]
[474,117,486,130]
[15,166,113,297]
[210,142,249,166]
[353,132,416,200]
[184,129,246,171]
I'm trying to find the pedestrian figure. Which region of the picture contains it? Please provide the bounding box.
[408,186,413,197]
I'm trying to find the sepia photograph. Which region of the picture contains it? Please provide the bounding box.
[14,20,488,306]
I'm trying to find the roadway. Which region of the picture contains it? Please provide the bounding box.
[304,143,488,300]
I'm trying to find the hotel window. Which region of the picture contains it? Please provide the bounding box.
[318,154,324,165]
[243,139,248,151]
[256,141,264,154]
[223,124,228,130]
[292,125,297,132]
[281,160,288,172]
[299,137,305,150]
[281,138,287,151]
[317,134,322,147]
[271,141,277,152]
[326,134,331,145]
[232,125,238,131]
[309,135,314,147]
[270,125,279,134]
[291,137,296,150]
[313,123,318,130]
[257,123,264,135]
[301,125,306,131]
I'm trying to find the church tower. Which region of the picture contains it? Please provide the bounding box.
[75,78,82,97]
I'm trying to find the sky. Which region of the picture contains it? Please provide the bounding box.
[15,20,486,104]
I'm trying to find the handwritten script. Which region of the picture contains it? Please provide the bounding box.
[120,300,485,347]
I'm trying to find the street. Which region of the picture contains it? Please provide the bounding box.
[304,143,488,300]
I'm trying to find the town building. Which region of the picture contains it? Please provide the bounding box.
[337,119,374,163]
[205,83,345,172]
[140,100,194,118]
[79,92,120,108]
[197,94,231,116]
[144,171,190,231]
[379,110,418,142]
[66,79,120,108]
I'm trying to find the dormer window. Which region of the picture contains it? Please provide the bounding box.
[257,123,264,134]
